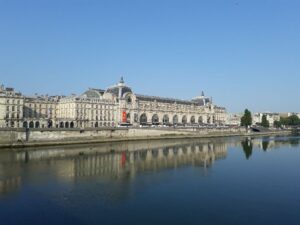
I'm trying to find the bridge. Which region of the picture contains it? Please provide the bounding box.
[250,126,271,132]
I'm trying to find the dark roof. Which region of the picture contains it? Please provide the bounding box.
[136,94,203,106]
[83,89,105,98]
[191,98,211,105]
[106,85,132,97]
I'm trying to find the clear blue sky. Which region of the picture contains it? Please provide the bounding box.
[0,0,299,113]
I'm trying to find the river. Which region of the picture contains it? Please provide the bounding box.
[0,135,299,225]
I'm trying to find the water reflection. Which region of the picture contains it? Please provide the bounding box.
[262,140,269,151]
[0,136,299,197]
[0,139,227,196]
[240,135,300,159]
[241,138,253,160]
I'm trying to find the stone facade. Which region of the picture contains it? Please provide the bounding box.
[111,78,227,126]
[0,85,24,128]
[23,95,61,128]
[1,78,227,128]
[55,92,116,128]
[252,113,280,127]
[227,113,242,126]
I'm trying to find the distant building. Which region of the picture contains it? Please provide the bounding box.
[0,85,24,128]
[279,112,300,118]
[226,113,242,126]
[23,95,61,128]
[1,78,227,128]
[55,90,115,128]
[252,113,280,127]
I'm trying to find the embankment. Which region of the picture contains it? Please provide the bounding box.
[0,127,291,149]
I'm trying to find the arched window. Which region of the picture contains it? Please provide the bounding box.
[163,115,169,124]
[126,113,131,123]
[198,116,203,124]
[140,114,147,124]
[35,121,40,128]
[191,116,196,124]
[48,120,53,128]
[152,114,159,125]
[173,115,178,125]
[182,116,187,124]
[23,121,28,128]
[29,121,34,128]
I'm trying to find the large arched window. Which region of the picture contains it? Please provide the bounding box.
[163,115,169,124]
[198,116,203,124]
[152,114,159,125]
[48,120,53,128]
[182,116,187,124]
[140,114,148,124]
[190,116,196,124]
[173,115,178,125]
[126,113,131,123]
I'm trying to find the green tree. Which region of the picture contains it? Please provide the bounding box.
[261,115,270,128]
[280,115,300,126]
[274,120,282,128]
[241,109,252,128]
[288,115,300,126]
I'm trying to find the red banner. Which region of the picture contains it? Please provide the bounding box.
[122,111,127,123]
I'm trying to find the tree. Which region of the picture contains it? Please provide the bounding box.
[274,120,282,128]
[241,109,252,128]
[261,114,270,128]
[280,115,300,126]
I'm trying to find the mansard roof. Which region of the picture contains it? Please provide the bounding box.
[105,78,132,97]
[82,88,105,98]
[135,94,209,106]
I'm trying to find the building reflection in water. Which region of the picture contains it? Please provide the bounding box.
[73,142,227,179]
[240,135,300,159]
[1,136,299,196]
[0,177,21,196]
[0,139,228,195]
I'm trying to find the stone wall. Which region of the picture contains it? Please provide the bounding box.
[0,127,247,145]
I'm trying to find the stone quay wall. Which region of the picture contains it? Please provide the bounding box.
[0,127,289,148]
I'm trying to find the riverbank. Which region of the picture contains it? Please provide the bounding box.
[0,127,291,149]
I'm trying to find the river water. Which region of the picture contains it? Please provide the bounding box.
[0,135,299,225]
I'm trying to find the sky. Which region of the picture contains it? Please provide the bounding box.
[0,0,299,113]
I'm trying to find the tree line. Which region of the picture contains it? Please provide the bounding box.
[274,115,300,127]
[241,109,300,128]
